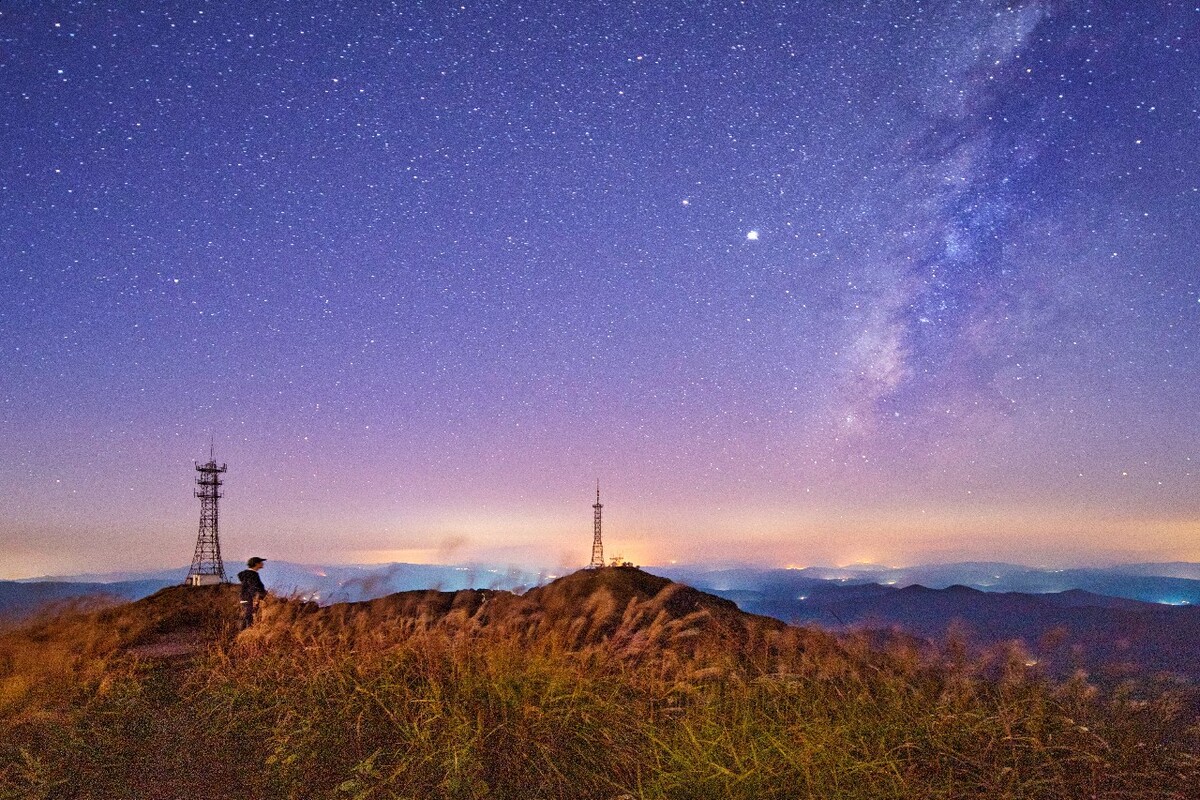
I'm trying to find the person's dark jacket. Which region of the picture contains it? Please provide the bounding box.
[238,569,267,602]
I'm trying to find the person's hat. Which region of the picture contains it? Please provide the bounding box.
[247,556,266,567]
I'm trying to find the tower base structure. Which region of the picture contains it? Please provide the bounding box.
[185,574,224,587]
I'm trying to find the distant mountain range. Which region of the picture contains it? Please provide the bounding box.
[18,559,1200,601]
[651,564,1200,680]
[652,562,1200,605]
[0,579,173,621]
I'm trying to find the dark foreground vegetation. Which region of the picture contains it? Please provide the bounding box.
[1,568,1197,799]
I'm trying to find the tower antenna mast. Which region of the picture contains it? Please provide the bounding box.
[589,481,605,568]
[185,447,228,585]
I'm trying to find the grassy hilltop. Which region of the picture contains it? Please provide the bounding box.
[1,567,1198,799]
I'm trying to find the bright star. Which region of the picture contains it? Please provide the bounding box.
[746,230,759,241]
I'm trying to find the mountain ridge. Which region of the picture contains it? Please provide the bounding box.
[246,567,828,672]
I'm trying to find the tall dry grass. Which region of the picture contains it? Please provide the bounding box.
[1,585,1198,799]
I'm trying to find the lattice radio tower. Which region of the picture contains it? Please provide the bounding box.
[589,481,605,568]
[185,445,228,586]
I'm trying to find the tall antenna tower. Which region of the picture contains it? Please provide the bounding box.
[185,444,228,586]
[589,482,604,568]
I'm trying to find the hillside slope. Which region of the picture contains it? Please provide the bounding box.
[258,566,829,669]
[2,569,1198,800]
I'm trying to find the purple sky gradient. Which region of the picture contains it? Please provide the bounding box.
[2,1,1197,578]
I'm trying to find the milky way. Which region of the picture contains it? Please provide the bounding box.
[1,1,1197,576]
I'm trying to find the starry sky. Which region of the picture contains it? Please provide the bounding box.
[2,1,1198,579]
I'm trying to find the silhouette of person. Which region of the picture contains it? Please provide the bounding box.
[238,557,267,630]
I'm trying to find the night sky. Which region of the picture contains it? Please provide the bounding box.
[2,1,1198,579]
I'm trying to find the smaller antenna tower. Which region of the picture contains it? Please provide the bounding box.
[589,482,604,568]
[185,444,228,586]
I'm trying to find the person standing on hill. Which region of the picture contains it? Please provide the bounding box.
[237,556,268,630]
